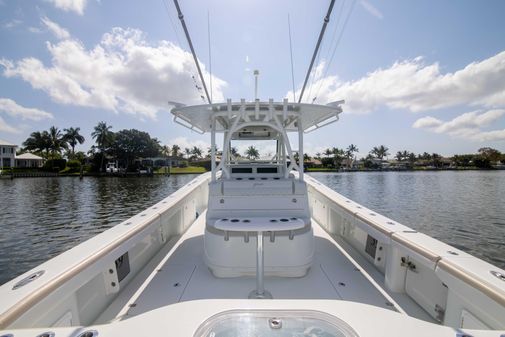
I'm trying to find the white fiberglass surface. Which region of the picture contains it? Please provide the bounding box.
[113,213,407,322]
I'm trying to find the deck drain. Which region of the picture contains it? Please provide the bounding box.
[76,330,98,337]
[173,282,181,287]
[385,301,394,307]
[280,218,289,222]
[447,250,459,255]
[338,282,346,287]
[129,303,137,307]
[269,318,282,329]
[36,332,55,337]
[491,271,505,281]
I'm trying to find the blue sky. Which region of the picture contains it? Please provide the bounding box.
[1,0,505,158]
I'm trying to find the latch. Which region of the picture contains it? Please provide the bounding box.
[400,256,417,273]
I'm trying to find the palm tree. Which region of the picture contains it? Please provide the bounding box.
[171,144,181,158]
[48,126,68,158]
[408,152,417,167]
[395,151,404,162]
[191,146,202,160]
[245,146,260,160]
[161,145,171,157]
[64,127,85,157]
[324,148,333,158]
[345,144,359,168]
[332,147,345,168]
[370,145,389,160]
[91,122,114,172]
[230,147,240,159]
[184,148,191,160]
[23,131,51,158]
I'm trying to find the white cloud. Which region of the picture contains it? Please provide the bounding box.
[46,0,87,15]
[28,27,43,34]
[0,27,226,119]
[41,16,70,40]
[298,51,505,114]
[0,116,20,134]
[360,1,383,19]
[0,98,54,121]
[413,109,505,141]
[3,19,22,29]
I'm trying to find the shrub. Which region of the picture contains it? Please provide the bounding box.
[43,159,67,172]
[65,160,82,173]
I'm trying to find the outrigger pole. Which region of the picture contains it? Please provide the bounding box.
[297,0,336,103]
[173,0,212,104]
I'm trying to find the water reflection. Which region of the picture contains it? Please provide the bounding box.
[0,175,195,285]
[309,171,505,269]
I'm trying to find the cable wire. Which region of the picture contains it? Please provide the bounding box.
[313,0,356,104]
[298,0,336,103]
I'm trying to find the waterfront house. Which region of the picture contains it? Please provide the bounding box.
[0,139,16,168]
[15,153,44,168]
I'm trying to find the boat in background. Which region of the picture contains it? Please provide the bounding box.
[0,99,504,337]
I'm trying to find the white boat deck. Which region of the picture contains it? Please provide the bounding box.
[96,211,435,324]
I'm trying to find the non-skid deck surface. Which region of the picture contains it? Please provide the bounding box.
[124,215,395,318]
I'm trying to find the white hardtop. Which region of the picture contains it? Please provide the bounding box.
[170,99,343,134]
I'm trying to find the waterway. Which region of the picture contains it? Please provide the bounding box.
[0,171,504,286]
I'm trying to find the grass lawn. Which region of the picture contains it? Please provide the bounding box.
[156,166,207,174]
[306,167,338,172]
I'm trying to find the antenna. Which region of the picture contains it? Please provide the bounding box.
[254,70,259,100]
[298,0,336,103]
[288,14,296,102]
[173,0,212,104]
[207,10,213,103]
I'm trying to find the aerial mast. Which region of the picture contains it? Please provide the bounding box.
[173,0,212,104]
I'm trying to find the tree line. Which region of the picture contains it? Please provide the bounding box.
[20,124,505,172]
[311,145,505,170]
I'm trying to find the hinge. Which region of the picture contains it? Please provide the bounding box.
[400,256,418,273]
[434,304,445,322]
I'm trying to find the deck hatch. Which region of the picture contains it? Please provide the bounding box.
[194,310,358,337]
[115,252,130,282]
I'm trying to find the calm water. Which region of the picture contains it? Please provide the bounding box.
[309,171,505,270]
[0,172,504,286]
[0,175,195,285]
